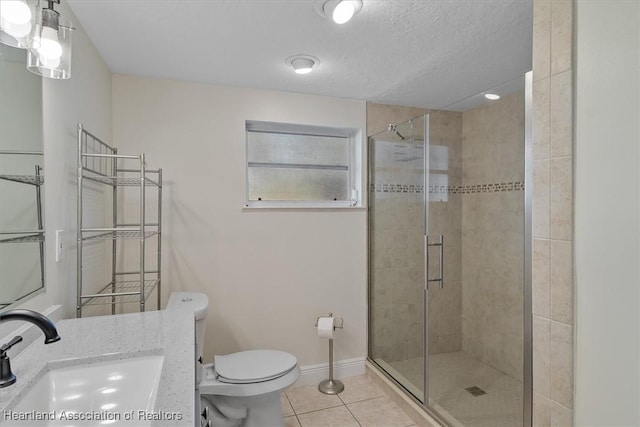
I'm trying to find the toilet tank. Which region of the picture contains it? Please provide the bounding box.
[167,292,209,365]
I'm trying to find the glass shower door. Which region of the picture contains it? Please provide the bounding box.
[369,115,427,402]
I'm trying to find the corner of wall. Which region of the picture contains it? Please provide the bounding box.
[531,0,574,425]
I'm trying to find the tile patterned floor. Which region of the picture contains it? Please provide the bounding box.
[282,374,417,427]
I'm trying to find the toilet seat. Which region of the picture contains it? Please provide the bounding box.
[215,350,297,384]
[199,362,301,397]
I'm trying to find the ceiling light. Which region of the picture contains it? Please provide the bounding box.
[315,0,363,24]
[484,93,500,101]
[332,1,355,24]
[286,55,320,75]
[292,58,314,74]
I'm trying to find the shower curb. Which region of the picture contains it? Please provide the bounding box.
[366,360,442,427]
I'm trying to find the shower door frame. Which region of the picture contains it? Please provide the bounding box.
[366,113,442,416]
[421,113,431,409]
[523,70,534,427]
[367,71,534,427]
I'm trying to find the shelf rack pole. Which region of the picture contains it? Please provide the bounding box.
[111,148,118,315]
[139,153,146,312]
[157,168,162,310]
[35,165,45,290]
[76,124,84,318]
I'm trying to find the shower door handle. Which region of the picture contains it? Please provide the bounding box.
[426,235,444,289]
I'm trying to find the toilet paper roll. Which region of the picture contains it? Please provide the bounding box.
[317,316,335,339]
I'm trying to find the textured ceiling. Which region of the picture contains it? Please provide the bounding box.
[67,0,532,110]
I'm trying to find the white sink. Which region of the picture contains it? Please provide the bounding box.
[8,355,164,426]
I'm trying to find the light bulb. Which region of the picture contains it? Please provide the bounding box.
[0,1,32,38]
[484,93,501,101]
[0,1,31,25]
[291,57,315,74]
[294,66,313,75]
[332,1,355,24]
[39,54,60,69]
[37,26,62,60]
[1,17,31,38]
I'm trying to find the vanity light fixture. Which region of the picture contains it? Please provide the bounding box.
[27,0,74,79]
[315,0,363,25]
[286,55,320,75]
[0,0,36,48]
[484,93,501,101]
[0,0,74,79]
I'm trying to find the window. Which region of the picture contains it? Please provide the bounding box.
[245,120,361,208]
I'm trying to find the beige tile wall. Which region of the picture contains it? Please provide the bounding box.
[460,92,525,381]
[532,0,574,425]
[427,110,464,355]
[370,190,426,362]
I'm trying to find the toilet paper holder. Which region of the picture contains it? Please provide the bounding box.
[314,312,344,330]
[314,313,344,395]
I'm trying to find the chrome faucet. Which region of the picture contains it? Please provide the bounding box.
[0,309,61,387]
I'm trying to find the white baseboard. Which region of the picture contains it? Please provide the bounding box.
[295,357,366,386]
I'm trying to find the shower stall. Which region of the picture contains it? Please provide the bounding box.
[368,74,532,427]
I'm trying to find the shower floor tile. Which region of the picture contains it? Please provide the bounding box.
[388,351,523,427]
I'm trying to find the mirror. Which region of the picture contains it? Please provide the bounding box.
[0,43,44,309]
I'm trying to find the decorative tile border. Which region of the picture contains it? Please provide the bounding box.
[370,184,425,193]
[370,181,525,194]
[453,181,525,194]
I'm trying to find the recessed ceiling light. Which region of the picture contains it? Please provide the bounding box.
[286,55,320,75]
[484,93,500,101]
[315,0,363,24]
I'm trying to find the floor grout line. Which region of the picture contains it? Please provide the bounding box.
[292,402,345,416]
[287,376,420,426]
[292,394,391,417]
[343,402,363,427]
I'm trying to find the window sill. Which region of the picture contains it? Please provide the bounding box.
[243,204,366,212]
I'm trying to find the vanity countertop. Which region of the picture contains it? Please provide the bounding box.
[0,309,194,426]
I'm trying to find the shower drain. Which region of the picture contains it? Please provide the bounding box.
[465,386,487,396]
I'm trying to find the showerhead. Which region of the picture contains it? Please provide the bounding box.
[387,124,405,140]
[394,143,423,162]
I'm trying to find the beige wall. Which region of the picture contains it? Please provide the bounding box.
[14,0,113,318]
[112,74,367,366]
[531,0,574,425]
[461,91,525,381]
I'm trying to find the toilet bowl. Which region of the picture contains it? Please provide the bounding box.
[167,292,300,427]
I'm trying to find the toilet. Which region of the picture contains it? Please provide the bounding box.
[167,292,300,427]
